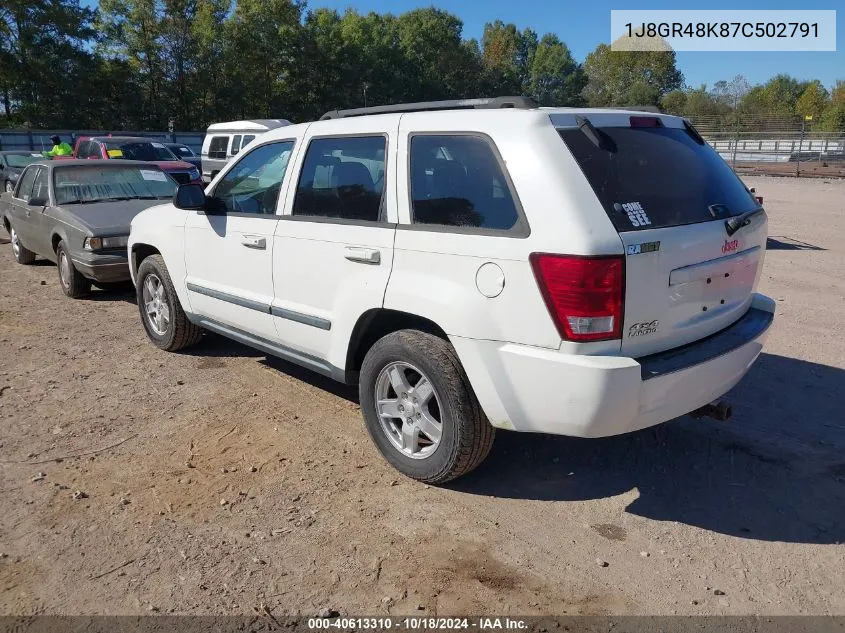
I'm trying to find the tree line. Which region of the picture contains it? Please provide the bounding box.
[1,0,842,132]
[662,75,845,132]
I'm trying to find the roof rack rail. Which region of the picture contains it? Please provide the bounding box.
[320,96,537,120]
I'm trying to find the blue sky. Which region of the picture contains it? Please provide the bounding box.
[83,0,843,90]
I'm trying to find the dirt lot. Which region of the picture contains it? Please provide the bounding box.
[1,176,844,617]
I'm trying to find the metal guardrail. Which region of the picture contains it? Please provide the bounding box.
[0,129,205,154]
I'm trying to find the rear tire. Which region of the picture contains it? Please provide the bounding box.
[10,228,36,265]
[359,330,495,484]
[136,254,203,351]
[56,241,91,298]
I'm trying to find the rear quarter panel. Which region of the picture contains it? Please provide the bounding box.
[386,110,624,351]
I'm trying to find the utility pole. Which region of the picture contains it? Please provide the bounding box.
[796,116,808,178]
[363,83,370,108]
[731,92,739,170]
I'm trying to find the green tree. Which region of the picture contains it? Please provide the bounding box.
[831,80,845,106]
[0,0,96,126]
[660,90,687,115]
[582,43,683,107]
[393,8,480,101]
[526,34,585,106]
[480,21,537,95]
[795,80,829,120]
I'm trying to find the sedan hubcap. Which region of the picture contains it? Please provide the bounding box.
[142,274,171,336]
[10,229,20,258]
[374,361,443,459]
[59,251,71,287]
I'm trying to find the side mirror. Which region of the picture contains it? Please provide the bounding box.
[173,183,209,211]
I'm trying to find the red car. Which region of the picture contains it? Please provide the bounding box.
[66,136,202,185]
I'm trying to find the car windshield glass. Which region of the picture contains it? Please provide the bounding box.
[559,126,759,231]
[170,146,193,157]
[103,141,177,162]
[53,166,177,204]
[6,153,42,168]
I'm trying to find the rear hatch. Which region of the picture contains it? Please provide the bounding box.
[558,114,767,357]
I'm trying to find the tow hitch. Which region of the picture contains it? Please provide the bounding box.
[690,401,733,421]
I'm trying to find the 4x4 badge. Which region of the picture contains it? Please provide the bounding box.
[629,320,659,337]
[626,241,660,256]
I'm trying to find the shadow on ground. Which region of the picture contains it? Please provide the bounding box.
[176,329,845,545]
[451,352,845,544]
[767,236,826,251]
[85,282,137,303]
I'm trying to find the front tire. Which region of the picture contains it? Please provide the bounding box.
[136,254,203,351]
[359,330,495,484]
[56,241,91,298]
[10,228,36,265]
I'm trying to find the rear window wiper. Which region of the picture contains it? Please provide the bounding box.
[725,207,765,236]
[575,115,611,151]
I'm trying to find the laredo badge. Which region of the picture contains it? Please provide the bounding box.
[629,320,659,337]
[626,241,660,256]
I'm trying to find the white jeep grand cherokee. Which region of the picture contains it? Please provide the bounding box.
[128,97,774,483]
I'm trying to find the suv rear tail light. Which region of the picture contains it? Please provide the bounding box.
[530,254,624,342]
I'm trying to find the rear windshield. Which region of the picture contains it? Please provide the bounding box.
[559,126,759,232]
[103,141,176,162]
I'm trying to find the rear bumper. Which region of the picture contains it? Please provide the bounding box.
[452,293,775,438]
[71,251,131,283]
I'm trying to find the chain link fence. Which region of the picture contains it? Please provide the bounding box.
[0,129,205,154]
[687,114,845,178]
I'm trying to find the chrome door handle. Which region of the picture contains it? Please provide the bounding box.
[241,235,266,249]
[344,247,380,264]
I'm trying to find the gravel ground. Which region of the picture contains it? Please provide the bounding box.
[0,176,843,617]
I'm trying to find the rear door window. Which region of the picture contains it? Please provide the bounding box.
[208,136,229,159]
[242,135,256,149]
[559,125,759,232]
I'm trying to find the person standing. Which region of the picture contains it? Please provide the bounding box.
[42,135,73,158]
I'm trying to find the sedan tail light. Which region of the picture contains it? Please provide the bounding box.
[530,253,625,342]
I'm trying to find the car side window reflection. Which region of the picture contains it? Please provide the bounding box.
[212,141,295,215]
[30,168,49,204]
[14,166,38,201]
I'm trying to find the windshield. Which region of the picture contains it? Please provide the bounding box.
[53,166,177,205]
[169,145,195,158]
[5,153,42,168]
[103,141,177,162]
[559,126,759,232]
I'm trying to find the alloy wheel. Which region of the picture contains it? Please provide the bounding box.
[142,273,171,336]
[374,361,444,459]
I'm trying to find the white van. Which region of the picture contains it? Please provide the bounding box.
[200,119,291,183]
